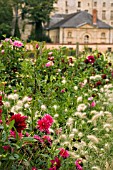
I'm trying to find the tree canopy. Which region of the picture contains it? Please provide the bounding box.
[25,0,56,41]
[0,0,13,39]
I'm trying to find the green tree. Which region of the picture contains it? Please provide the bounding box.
[0,0,13,39]
[25,0,56,41]
[10,0,25,38]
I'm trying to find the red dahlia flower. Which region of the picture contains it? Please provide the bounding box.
[10,113,27,132]
[49,157,61,170]
[84,56,95,64]
[0,96,3,106]
[37,114,53,134]
[59,148,69,158]
[87,56,95,64]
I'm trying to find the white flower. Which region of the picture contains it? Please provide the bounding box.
[24,103,30,108]
[13,94,19,100]
[74,86,78,90]
[62,79,66,84]
[60,134,67,140]
[54,114,59,118]
[72,128,78,133]
[90,76,95,80]
[66,117,73,126]
[16,100,23,107]
[95,75,101,80]
[78,132,83,138]
[87,135,99,144]
[53,105,58,110]
[7,94,15,100]
[69,133,74,139]
[41,104,47,111]
[77,96,82,103]
[83,79,87,85]
[77,104,87,112]
[3,101,10,108]
[22,96,29,102]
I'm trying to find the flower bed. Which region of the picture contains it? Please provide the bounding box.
[0,39,113,170]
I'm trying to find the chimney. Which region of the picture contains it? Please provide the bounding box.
[92,9,97,25]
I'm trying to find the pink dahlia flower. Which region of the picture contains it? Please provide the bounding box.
[13,40,23,48]
[75,159,83,170]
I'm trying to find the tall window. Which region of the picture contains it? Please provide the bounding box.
[111,11,113,20]
[78,1,81,7]
[94,2,97,7]
[111,3,113,7]
[103,2,106,7]
[102,10,106,20]
[84,35,89,43]
[67,31,72,38]
[65,9,68,13]
[65,1,68,7]
[101,32,106,39]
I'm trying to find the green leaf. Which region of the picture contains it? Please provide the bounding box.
[22,137,36,142]
[9,120,15,131]
[9,156,15,160]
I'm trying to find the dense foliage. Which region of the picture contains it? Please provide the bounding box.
[0,38,113,170]
[0,0,13,39]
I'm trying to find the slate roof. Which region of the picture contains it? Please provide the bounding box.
[47,11,112,30]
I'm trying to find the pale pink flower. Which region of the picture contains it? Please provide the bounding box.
[88,97,93,101]
[1,50,4,54]
[45,61,54,67]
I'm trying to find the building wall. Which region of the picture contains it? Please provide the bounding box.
[48,25,113,44]
[53,0,113,26]
[45,43,113,53]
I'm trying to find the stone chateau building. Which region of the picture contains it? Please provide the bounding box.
[46,0,113,45]
[52,0,113,26]
[47,10,113,44]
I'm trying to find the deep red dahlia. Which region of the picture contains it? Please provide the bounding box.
[101,74,106,79]
[10,113,27,132]
[87,55,95,64]
[49,157,61,170]
[0,96,3,106]
[0,96,2,100]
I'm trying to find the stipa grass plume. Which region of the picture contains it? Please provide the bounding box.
[87,135,99,144]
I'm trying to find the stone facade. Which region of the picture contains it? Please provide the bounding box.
[47,25,113,44]
[53,0,113,26]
